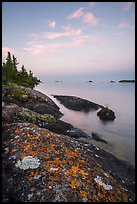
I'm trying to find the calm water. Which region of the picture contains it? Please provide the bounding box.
[36,81,135,166]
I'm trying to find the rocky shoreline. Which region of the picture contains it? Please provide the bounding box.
[2,85,135,202]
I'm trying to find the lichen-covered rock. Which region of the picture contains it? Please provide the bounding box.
[2,103,72,136]
[2,123,135,202]
[2,85,63,119]
[97,107,116,120]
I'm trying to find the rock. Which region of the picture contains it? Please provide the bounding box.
[2,103,72,136]
[24,102,63,119]
[42,120,73,135]
[66,128,89,138]
[20,94,28,102]
[2,86,63,119]
[97,107,116,120]
[92,132,108,144]
[53,95,102,111]
[2,122,135,202]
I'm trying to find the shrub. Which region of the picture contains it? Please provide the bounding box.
[22,112,37,123]
[41,114,56,124]
[13,89,28,100]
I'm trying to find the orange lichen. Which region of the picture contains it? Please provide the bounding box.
[24,144,30,151]
[15,129,21,135]
[71,166,78,173]
[69,180,76,188]
[81,191,88,198]
[12,149,17,153]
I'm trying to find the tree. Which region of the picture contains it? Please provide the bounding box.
[2,52,42,88]
[2,52,14,84]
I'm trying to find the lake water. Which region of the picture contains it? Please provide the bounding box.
[35,81,135,166]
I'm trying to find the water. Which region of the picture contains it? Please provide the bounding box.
[35,80,135,166]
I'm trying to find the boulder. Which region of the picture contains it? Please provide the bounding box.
[97,107,116,120]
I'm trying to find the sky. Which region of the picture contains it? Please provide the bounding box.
[2,2,135,81]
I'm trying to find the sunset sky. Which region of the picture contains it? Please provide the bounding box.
[2,2,135,81]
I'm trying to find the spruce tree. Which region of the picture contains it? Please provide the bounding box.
[2,52,42,88]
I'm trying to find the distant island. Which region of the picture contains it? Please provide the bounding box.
[109,80,115,83]
[119,80,135,83]
[86,80,93,82]
[54,80,63,83]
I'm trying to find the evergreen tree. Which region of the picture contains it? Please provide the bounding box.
[2,52,42,88]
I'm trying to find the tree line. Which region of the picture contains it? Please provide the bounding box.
[2,52,42,88]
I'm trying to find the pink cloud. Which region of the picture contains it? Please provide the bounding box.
[24,34,105,56]
[118,21,129,29]
[24,40,83,56]
[43,29,81,40]
[67,7,84,19]
[48,20,56,28]
[2,47,16,57]
[123,2,134,11]
[61,25,72,31]
[82,12,99,26]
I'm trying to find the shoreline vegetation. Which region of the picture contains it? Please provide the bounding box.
[2,53,135,202]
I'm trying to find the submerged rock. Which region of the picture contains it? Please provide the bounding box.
[92,132,108,144]
[97,107,116,120]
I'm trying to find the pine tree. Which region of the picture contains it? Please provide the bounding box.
[2,52,42,88]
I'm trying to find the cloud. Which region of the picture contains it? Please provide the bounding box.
[82,12,99,26]
[123,2,134,11]
[2,47,16,57]
[43,29,82,40]
[24,34,105,56]
[67,7,84,19]
[48,20,56,28]
[61,25,72,31]
[118,21,129,29]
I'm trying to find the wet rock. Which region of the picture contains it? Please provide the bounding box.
[97,107,116,120]
[66,128,90,138]
[41,120,73,135]
[92,132,108,144]
[53,95,102,111]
